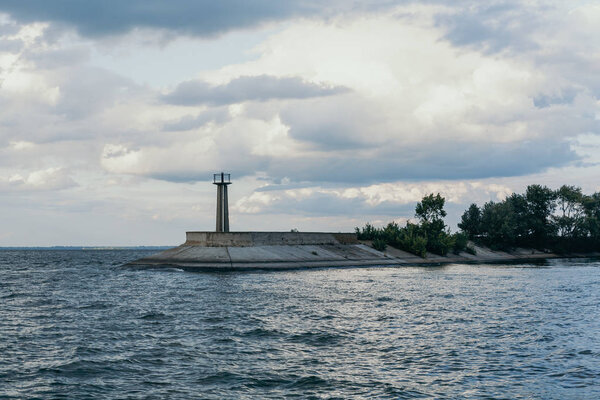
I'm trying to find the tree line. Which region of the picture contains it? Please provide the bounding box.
[459,185,600,252]
[356,185,600,256]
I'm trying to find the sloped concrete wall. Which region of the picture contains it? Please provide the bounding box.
[127,242,398,270]
[185,232,357,247]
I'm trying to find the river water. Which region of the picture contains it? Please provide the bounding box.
[1,250,599,399]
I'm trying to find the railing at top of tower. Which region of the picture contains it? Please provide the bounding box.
[213,173,231,184]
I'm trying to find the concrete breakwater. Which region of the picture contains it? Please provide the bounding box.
[125,231,595,271]
[126,231,399,270]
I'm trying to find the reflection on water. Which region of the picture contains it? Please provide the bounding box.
[1,250,599,399]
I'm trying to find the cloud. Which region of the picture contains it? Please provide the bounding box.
[0,0,396,39]
[162,75,348,106]
[1,167,76,191]
[234,179,517,219]
[97,117,576,184]
[279,94,381,150]
[0,1,297,37]
[263,138,576,184]
[99,116,293,182]
[435,2,540,53]
[26,45,90,69]
[162,108,232,131]
[94,9,594,185]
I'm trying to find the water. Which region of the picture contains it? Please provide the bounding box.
[1,250,599,399]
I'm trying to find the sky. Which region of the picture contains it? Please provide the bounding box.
[0,1,599,246]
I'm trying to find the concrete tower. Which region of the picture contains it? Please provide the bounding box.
[213,172,231,232]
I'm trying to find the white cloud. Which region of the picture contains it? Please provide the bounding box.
[99,115,306,180]
[3,167,75,191]
[9,140,35,150]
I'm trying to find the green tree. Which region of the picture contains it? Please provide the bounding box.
[582,192,600,242]
[415,193,447,224]
[460,185,600,252]
[480,200,518,249]
[524,184,556,247]
[415,193,452,255]
[505,193,529,241]
[458,203,481,239]
[553,185,585,238]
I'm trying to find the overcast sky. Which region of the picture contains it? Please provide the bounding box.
[1,1,599,246]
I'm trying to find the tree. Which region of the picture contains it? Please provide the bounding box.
[415,193,447,224]
[459,185,600,252]
[415,193,452,255]
[553,185,585,238]
[458,203,481,239]
[582,192,600,242]
[524,184,556,247]
[505,193,529,241]
[480,200,518,249]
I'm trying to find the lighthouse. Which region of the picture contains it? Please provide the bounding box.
[213,172,231,232]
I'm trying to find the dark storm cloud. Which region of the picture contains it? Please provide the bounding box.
[267,138,577,184]
[0,0,555,56]
[0,0,560,56]
[0,0,307,37]
[0,0,409,38]
[162,75,348,106]
[132,135,577,185]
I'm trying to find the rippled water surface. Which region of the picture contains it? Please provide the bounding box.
[1,250,599,399]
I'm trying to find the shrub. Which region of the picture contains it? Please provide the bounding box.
[392,223,427,258]
[452,232,469,254]
[405,235,427,258]
[355,223,381,240]
[372,238,387,251]
[427,231,454,256]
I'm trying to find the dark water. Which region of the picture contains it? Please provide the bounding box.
[1,250,599,399]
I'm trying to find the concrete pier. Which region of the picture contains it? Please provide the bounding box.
[126,231,398,270]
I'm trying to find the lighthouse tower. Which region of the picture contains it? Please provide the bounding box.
[213,172,231,232]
